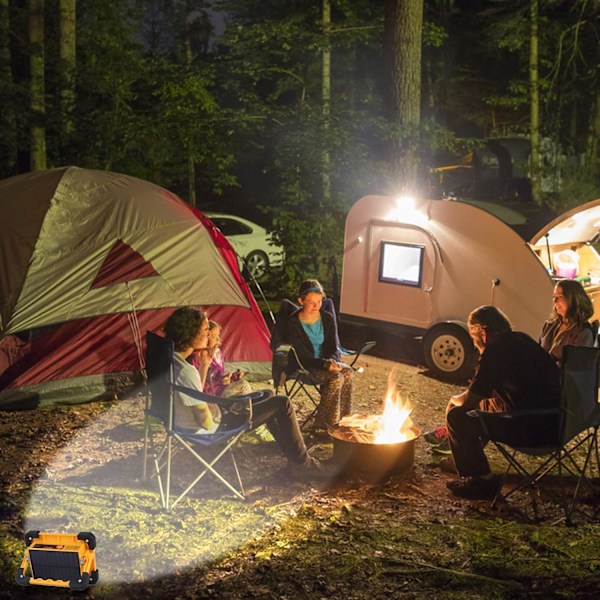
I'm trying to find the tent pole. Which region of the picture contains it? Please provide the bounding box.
[239,255,276,325]
[545,233,554,275]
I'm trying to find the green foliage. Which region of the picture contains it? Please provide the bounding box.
[2,0,600,268]
[423,21,447,48]
[545,162,600,212]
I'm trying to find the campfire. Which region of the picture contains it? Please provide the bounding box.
[331,371,416,445]
[328,370,420,482]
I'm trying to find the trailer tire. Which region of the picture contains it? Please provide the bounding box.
[423,325,477,382]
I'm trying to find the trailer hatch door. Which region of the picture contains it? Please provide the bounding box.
[365,223,436,328]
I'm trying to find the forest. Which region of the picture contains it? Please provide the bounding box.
[1,0,600,291]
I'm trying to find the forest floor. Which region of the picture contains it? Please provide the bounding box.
[1,340,600,599]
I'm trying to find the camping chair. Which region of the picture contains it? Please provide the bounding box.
[142,331,264,510]
[270,298,375,427]
[468,345,600,523]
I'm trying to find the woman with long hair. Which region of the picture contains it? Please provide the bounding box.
[539,279,595,364]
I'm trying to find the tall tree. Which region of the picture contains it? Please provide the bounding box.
[383,0,424,192]
[321,0,331,204]
[59,0,76,160]
[28,0,46,170]
[529,0,541,203]
[0,0,17,175]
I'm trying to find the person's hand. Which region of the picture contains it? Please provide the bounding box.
[196,348,213,368]
[324,359,342,372]
[450,392,467,406]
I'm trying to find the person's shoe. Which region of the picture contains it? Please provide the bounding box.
[424,425,448,445]
[288,456,336,482]
[431,438,452,455]
[446,475,502,500]
[438,456,457,474]
[424,426,451,454]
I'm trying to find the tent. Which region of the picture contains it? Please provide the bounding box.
[0,167,272,409]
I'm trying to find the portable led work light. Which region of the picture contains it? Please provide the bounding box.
[16,530,98,591]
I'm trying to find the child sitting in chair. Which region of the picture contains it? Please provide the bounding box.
[203,320,253,397]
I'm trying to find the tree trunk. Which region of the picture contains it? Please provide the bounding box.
[59,0,76,160]
[384,0,424,192]
[321,0,331,205]
[0,0,17,175]
[529,0,541,203]
[184,0,195,206]
[585,89,600,172]
[188,152,196,207]
[28,0,46,170]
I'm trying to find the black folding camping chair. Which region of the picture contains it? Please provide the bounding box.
[468,345,600,523]
[270,298,375,427]
[142,331,266,510]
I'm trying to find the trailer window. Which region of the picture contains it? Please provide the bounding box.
[379,242,424,287]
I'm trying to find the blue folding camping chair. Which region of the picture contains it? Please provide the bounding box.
[142,331,267,510]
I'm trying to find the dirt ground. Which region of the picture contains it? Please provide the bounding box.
[1,349,599,599]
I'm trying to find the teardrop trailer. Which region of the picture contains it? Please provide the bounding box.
[339,195,600,381]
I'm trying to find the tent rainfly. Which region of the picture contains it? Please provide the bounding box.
[0,167,272,409]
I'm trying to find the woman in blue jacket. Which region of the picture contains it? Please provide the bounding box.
[284,279,354,433]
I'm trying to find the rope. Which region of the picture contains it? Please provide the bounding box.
[125,281,146,382]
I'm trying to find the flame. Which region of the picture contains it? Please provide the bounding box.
[373,371,413,444]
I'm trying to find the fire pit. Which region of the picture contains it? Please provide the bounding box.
[328,371,421,482]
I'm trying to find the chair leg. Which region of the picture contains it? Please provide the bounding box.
[150,436,168,509]
[171,435,245,508]
[285,380,320,430]
[145,426,247,510]
[564,431,599,522]
[166,435,173,511]
[229,448,245,498]
[142,415,150,482]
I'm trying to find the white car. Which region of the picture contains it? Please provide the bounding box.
[204,212,284,279]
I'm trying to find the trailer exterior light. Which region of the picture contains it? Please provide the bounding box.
[387,196,428,225]
[396,194,416,207]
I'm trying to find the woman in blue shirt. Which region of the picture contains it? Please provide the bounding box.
[284,279,354,432]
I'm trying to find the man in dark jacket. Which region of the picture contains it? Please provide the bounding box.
[444,305,561,500]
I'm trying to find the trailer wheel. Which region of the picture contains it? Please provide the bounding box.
[423,325,477,382]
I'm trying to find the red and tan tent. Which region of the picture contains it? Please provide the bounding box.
[0,167,272,409]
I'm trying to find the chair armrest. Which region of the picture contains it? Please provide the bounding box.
[172,384,257,408]
[340,340,376,367]
[287,345,312,374]
[352,340,376,367]
[467,408,561,420]
[172,383,254,427]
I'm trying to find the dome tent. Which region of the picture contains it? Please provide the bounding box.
[0,167,271,409]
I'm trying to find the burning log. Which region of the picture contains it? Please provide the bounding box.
[328,370,421,482]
